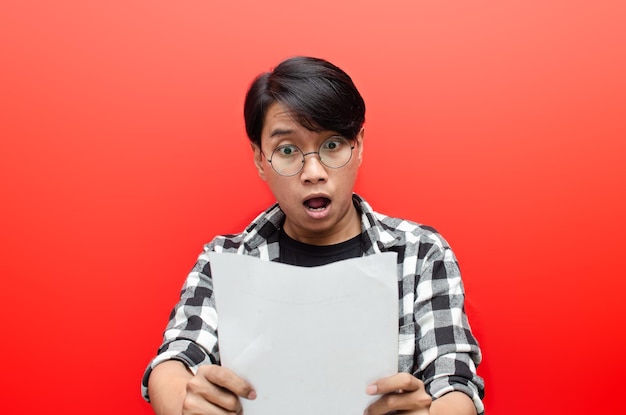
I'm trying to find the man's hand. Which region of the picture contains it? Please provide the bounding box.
[364,373,432,415]
[148,361,256,415]
[183,365,256,415]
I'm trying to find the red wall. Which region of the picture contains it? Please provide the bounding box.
[1,2,625,414]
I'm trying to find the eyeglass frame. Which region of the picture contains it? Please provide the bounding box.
[261,135,356,177]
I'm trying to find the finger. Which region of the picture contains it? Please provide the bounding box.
[366,372,424,396]
[199,365,257,400]
[186,374,244,413]
[364,389,432,415]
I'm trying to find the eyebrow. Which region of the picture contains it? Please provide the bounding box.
[269,128,296,138]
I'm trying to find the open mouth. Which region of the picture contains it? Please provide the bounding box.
[304,197,331,211]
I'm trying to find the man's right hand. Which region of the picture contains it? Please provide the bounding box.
[148,361,256,415]
[183,365,256,414]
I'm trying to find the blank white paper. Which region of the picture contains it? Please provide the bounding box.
[209,251,399,415]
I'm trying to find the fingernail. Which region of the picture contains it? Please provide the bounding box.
[248,390,257,400]
[366,384,377,395]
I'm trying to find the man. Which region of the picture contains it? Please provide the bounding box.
[142,56,484,415]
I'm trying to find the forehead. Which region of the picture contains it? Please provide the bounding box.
[261,102,334,145]
[261,102,302,139]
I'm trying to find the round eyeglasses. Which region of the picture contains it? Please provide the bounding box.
[264,136,355,176]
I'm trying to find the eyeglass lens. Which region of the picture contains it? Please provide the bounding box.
[270,136,353,176]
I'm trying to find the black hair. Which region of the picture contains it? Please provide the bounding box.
[243,56,366,146]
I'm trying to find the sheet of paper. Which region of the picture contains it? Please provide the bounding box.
[209,251,399,415]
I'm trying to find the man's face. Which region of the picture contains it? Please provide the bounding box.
[253,102,364,245]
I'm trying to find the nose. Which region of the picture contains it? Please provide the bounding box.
[300,151,328,183]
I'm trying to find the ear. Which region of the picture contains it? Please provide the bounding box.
[252,143,268,181]
[355,128,364,166]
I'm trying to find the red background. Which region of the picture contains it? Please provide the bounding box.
[1,1,625,414]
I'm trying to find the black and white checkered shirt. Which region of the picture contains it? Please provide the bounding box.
[142,194,485,413]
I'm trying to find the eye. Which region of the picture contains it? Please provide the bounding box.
[321,136,346,151]
[274,144,299,157]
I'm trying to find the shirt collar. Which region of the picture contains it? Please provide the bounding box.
[240,193,402,254]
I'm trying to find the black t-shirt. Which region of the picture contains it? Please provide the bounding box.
[278,228,363,267]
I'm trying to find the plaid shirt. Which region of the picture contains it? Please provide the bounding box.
[142,194,485,413]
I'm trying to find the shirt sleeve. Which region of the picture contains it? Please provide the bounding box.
[414,235,485,414]
[141,243,220,402]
